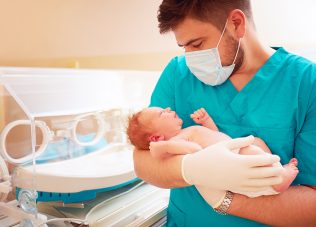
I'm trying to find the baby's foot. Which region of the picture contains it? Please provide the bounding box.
[273,158,299,193]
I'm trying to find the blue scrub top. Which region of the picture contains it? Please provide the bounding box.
[149,48,316,227]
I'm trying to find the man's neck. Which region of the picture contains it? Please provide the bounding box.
[229,39,275,92]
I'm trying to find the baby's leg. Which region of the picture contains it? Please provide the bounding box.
[273,159,298,192]
[239,138,298,193]
[238,138,271,154]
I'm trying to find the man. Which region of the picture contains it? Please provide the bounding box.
[134,0,316,226]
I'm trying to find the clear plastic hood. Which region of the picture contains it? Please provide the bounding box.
[0,68,160,117]
[0,67,160,167]
[0,67,160,203]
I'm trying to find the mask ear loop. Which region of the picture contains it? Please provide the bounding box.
[0,120,52,164]
[216,20,228,48]
[232,38,242,64]
[216,20,242,65]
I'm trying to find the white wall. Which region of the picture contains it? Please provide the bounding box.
[0,0,315,66]
[0,0,178,61]
[252,0,316,49]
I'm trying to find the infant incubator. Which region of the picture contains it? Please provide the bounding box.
[0,67,169,226]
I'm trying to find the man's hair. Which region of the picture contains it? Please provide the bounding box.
[158,0,253,34]
[126,111,152,150]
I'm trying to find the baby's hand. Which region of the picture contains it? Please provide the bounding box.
[190,108,211,125]
[149,141,158,151]
[149,141,169,159]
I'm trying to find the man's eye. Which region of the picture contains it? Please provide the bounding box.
[192,42,202,48]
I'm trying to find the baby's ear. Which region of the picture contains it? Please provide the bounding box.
[148,135,165,142]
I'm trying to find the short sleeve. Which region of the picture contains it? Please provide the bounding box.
[149,57,178,109]
[294,64,316,186]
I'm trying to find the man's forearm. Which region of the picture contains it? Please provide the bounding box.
[133,148,189,188]
[228,185,316,226]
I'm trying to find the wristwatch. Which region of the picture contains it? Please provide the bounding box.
[214,191,234,215]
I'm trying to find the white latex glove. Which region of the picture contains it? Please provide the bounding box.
[182,136,283,193]
[196,185,226,208]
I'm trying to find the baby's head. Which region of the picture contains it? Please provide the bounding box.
[127,107,183,150]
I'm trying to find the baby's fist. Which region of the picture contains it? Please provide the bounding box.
[190,108,210,125]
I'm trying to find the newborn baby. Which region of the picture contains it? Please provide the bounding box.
[127,106,298,195]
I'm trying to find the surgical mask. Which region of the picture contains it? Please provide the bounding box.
[185,21,241,86]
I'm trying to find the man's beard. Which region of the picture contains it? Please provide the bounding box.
[222,34,244,74]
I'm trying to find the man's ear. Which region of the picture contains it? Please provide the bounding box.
[148,134,165,142]
[228,9,246,38]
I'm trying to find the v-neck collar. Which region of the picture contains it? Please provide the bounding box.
[226,47,289,118]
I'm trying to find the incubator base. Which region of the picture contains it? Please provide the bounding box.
[37,181,169,227]
[14,143,136,194]
[0,200,47,226]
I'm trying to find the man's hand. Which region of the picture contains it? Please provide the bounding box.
[182,136,284,193]
[196,185,227,209]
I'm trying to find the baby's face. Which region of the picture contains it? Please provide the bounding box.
[140,107,183,137]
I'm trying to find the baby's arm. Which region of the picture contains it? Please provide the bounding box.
[149,140,202,159]
[190,108,218,131]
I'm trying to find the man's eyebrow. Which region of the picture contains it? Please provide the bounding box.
[178,38,202,47]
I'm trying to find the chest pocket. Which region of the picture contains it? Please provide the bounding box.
[257,127,295,164]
